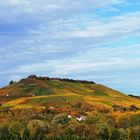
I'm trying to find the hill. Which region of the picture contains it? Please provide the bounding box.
[0,75,140,140]
[0,75,140,109]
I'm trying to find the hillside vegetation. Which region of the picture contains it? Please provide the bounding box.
[0,75,140,140]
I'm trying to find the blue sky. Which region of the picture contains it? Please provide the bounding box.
[0,0,140,95]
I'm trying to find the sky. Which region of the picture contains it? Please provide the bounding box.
[0,0,140,95]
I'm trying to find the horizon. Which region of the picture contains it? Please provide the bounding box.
[0,0,140,95]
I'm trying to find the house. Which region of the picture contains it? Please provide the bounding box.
[67,115,72,119]
[76,116,86,122]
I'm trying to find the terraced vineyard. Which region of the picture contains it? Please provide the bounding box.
[1,76,140,109]
[0,76,140,140]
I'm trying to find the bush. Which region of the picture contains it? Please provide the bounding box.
[129,114,140,127]
[106,115,116,128]
[33,127,46,140]
[118,115,130,129]
[118,128,129,140]
[130,127,140,140]
[52,113,70,125]
[0,124,10,140]
[111,129,120,140]
[28,119,46,136]
[85,115,100,125]
[9,122,21,140]
[9,80,14,85]
[73,124,98,138]
[99,126,110,140]
[22,128,31,140]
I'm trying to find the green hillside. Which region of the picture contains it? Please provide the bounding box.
[0,75,140,140]
[0,75,140,109]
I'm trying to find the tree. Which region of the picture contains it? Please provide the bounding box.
[0,125,10,140]
[64,126,73,136]
[110,129,120,140]
[52,113,69,125]
[130,105,139,112]
[130,128,140,140]
[74,102,82,109]
[74,124,90,137]
[33,127,45,140]
[106,115,116,128]
[99,126,110,140]
[119,128,129,140]
[9,80,14,85]
[28,119,46,136]
[45,114,54,128]
[118,116,130,129]
[129,114,140,127]
[85,115,100,125]
[9,122,21,140]
[22,128,31,140]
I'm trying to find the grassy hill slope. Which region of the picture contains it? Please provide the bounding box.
[0,76,140,110]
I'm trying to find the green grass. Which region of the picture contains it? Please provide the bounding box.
[20,86,54,96]
[99,100,115,106]
[94,90,110,97]
[28,96,64,104]
[25,94,83,107]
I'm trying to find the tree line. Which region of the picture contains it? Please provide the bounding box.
[27,75,96,84]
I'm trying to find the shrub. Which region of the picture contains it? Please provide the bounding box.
[9,80,14,85]
[130,127,140,140]
[129,114,140,127]
[33,127,46,140]
[74,124,99,138]
[118,115,130,129]
[9,122,21,140]
[98,126,110,140]
[0,124,10,140]
[28,119,46,136]
[118,128,129,140]
[106,115,116,128]
[85,115,100,125]
[22,128,31,140]
[52,113,70,125]
[111,129,120,140]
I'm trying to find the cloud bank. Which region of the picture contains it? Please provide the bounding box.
[0,0,140,95]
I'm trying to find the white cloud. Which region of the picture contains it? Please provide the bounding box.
[1,52,140,76]
[0,0,125,23]
[10,0,29,6]
[0,0,140,95]
[52,12,140,39]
